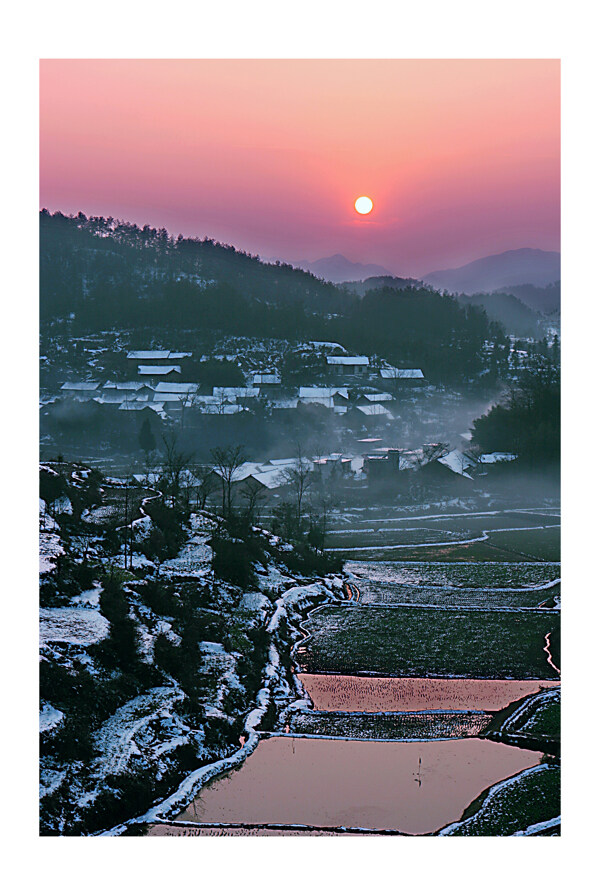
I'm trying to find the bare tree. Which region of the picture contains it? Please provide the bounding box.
[279,444,313,525]
[308,486,339,553]
[211,444,246,518]
[240,477,267,526]
[162,432,194,506]
[189,463,218,510]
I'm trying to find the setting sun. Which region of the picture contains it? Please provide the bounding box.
[354,196,373,215]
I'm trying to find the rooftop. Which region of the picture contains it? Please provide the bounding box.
[60,381,100,391]
[154,382,198,393]
[137,365,182,376]
[326,355,369,366]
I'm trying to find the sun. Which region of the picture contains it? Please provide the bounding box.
[354,196,373,215]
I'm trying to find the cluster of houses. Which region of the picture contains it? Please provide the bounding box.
[362,442,517,485]
[133,443,518,509]
[54,346,427,426]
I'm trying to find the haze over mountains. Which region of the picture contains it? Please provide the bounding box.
[286,248,559,298]
[422,248,560,295]
[292,254,393,283]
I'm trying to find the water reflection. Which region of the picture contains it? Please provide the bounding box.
[176,736,542,836]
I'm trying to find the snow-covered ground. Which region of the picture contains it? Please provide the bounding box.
[39,525,64,575]
[71,584,103,607]
[92,687,185,776]
[199,642,244,718]
[39,607,110,646]
[39,703,64,733]
[160,514,214,576]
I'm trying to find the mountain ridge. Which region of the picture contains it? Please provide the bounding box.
[422,248,560,295]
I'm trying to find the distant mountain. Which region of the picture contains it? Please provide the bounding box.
[503,281,560,315]
[295,254,393,283]
[456,292,542,338]
[423,249,560,295]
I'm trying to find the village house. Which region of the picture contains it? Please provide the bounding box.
[127,349,191,363]
[126,350,171,370]
[252,372,282,400]
[379,366,426,386]
[326,355,370,378]
[313,453,353,480]
[117,402,167,421]
[60,381,101,400]
[298,387,349,411]
[137,365,182,383]
[100,381,154,402]
[355,391,394,405]
[212,387,261,409]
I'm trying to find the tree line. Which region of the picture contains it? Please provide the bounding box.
[40,210,507,385]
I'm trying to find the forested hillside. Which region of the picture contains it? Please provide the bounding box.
[40,210,507,384]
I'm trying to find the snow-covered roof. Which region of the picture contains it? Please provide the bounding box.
[362,392,394,402]
[326,355,369,365]
[60,381,100,391]
[436,449,476,479]
[479,452,518,464]
[251,468,287,489]
[356,403,394,418]
[214,461,264,482]
[167,352,192,360]
[380,367,425,379]
[137,365,181,376]
[145,392,184,404]
[103,381,151,391]
[154,382,198,393]
[212,458,311,488]
[118,402,165,413]
[298,387,349,399]
[127,350,172,360]
[252,373,281,385]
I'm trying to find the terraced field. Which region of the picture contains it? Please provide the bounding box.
[325,507,561,562]
[346,560,560,589]
[439,763,560,836]
[299,605,560,679]
[286,709,494,740]
[343,560,560,609]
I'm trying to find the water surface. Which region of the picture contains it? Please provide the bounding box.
[175,736,542,835]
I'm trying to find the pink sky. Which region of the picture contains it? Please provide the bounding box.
[40,59,559,276]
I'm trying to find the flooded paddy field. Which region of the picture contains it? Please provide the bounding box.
[145,505,560,838]
[172,736,543,836]
[298,674,559,713]
[286,709,493,740]
[299,605,560,679]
